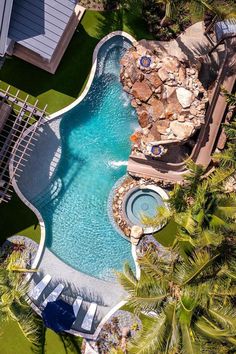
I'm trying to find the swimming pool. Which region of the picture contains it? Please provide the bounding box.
[34,36,138,280]
[125,188,165,226]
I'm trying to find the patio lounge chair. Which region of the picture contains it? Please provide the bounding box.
[73,296,83,316]
[81,302,97,331]
[29,274,52,301]
[41,283,65,308]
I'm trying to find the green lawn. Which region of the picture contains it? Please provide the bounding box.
[0,10,153,114]
[0,9,154,354]
[0,193,40,244]
[154,219,177,247]
[0,321,82,354]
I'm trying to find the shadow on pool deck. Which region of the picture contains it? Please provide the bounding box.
[29,247,126,336]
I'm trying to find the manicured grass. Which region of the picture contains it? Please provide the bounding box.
[0,10,153,114]
[0,320,82,354]
[0,193,40,244]
[154,219,177,247]
[0,9,154,353]
[0,9,153,243]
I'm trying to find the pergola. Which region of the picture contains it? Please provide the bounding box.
[0,84,48,203]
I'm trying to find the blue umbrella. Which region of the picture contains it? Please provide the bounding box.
[42,299,76,333]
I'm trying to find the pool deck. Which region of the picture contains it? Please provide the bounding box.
[29,246,127,338]
[9,24,234,341]
[14,117,129,338]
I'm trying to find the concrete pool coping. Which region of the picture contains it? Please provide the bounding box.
[122,184,169,234]
[9,31,140,339]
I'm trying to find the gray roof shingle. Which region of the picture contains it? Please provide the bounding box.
[8,0,77,60]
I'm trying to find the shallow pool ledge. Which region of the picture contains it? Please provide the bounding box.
[9,31,140,339]
[49,31,137,120]
[9,31,136,273]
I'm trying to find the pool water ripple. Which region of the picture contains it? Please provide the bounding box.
[36,36,138,280]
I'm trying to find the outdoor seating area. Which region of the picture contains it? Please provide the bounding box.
[0,1,236,353]
[29,274,97,333]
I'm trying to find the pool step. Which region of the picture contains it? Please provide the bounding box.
[31,178,63,208]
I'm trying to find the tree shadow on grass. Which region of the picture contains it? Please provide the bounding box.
[95,10,123,38]
[0,193,39,242]
[31,324,82,354]
[94,9,154,42]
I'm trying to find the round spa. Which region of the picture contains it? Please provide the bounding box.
[123,185,169,234]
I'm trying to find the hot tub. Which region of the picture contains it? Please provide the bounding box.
[123,185,169,234]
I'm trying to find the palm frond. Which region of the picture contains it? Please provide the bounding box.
[174,250,220,286]
[223,123,236,140]
[198,229,223,248]
[137,248,172,279]
[128,312,167,354]
[168,184,187,212]
[213,147,236,169]
[208,305,236,332]
[128,278,169,313]
[207,168,234,189]
[185,160,205,190]
[180,323,200,354]
[174,211,196,234]
[116,262,137,295]
[221,88,236,106]
[141,205,170,228]
[164,301,180,354]
[195,316,236,346]
[13,305,41,344]
[172,231,196,260]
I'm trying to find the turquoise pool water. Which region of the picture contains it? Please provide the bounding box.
[36,36,138,280]
[126,188,165,227]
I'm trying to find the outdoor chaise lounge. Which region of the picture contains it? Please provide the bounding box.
[81,302,97,331]
[41,283,65,308]
[29,274,52,301]
[73,296,83,317]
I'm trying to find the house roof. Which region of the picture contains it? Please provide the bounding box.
[0,0,14,56]
[8,0,78,61]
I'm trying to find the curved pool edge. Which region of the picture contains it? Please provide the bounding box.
[9,167,46,272]
[123,184,169,234]
[9,30,136,272]
[49,31,137,121]
[9,31,141,339]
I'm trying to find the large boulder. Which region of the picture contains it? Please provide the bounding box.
[120,41,208,150]
[162,56,180,73]
[170,121,195,140]
[146,73,162,88]
[148,97,165,121]
[137,107,150,128]
[176,87,194,108]
[131,225,143,239]
[131,81,153,102]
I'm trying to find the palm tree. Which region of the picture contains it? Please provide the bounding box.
[0,251,40,344]
[213,89,236,169]
[155,0,219,27]
[117,245,236,353]
[6,250,38,273]
[142,163,236,256]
